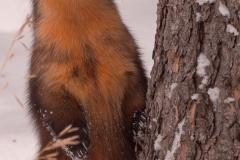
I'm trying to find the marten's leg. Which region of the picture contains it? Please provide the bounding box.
[122,73,147,137]
[29,81,89,159]
[35,121,72,160]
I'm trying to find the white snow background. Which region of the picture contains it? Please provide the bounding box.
[0,0,157,159]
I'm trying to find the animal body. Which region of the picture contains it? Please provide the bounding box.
[28,0,147,159]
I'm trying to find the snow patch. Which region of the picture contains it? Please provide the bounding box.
[224,97,235,104]
[153,118,158,123]
[207,87,220,111]
[196,12,201,22]
[154,135,163,151]
[164,118,186,160]
[219,3,230,18]
[196,0,216,6]
[209,0,216,3]
[198,84,204,90]
[226,24,239,36]
[190,134,195,140]
[197,53,210,77]
[191,94,199,100]
[169,83,178,99]
[207,87,220,103]
[202,76,209,84]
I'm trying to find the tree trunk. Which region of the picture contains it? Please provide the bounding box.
[140,0,240,159]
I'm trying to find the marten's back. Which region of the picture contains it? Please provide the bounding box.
[29,0,147,159]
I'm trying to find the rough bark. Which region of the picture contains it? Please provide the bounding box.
[141,0,240,159]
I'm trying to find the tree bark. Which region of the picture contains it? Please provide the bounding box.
[140,0,240,159]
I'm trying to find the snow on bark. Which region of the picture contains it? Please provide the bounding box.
[152,118,158,123]
[219,3,230,19]
[198,84,204,90]
[164,118,186,160]
[196,12,201,22]
[154,135,163,151]
[207,87,220,111]
[201,76,209,84]
[196,53,210,77]
[196,0,215,6]
[191,94,199,100]
[223,97,235,104]
[168,83,178,99]
[226,24,239,36]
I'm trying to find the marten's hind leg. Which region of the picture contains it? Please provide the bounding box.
[29,82,90,159]
[35,123,72,160]
[121,72,147,135]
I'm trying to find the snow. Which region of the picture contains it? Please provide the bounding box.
[226,24,239,36]
[154,134,163,151]
[207,87,220,111]
[168,83,178,99]
[196,0,216,6]
[196,12,201,22]
[224,97,235,104]
[190,134,195,140]
[197,53,210,77]
[0,30,35,160]
[164,118,186,160]
[198,84,204,90]
[207,87,220,103]
[202,76,209,84]
[197,54,210,90]
[153,118,158,123]
[219,3,230,18]
[0,0,158,159]
[62,145,82,160]
[0,1,30,32]
[191,94,199,100]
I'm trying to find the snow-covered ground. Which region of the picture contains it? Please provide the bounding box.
[0,0,157,159]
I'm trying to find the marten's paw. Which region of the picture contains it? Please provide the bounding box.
[60,126,90,159]
[133,107,146,152]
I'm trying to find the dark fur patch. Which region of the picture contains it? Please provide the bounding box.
[82,43,97,78]
[72,66,80,78]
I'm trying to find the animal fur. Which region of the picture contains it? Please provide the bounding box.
[28,0,147,159]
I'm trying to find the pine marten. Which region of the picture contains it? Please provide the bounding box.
[28,0,147,159]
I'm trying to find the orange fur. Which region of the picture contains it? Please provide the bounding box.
[29,0,147,159]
